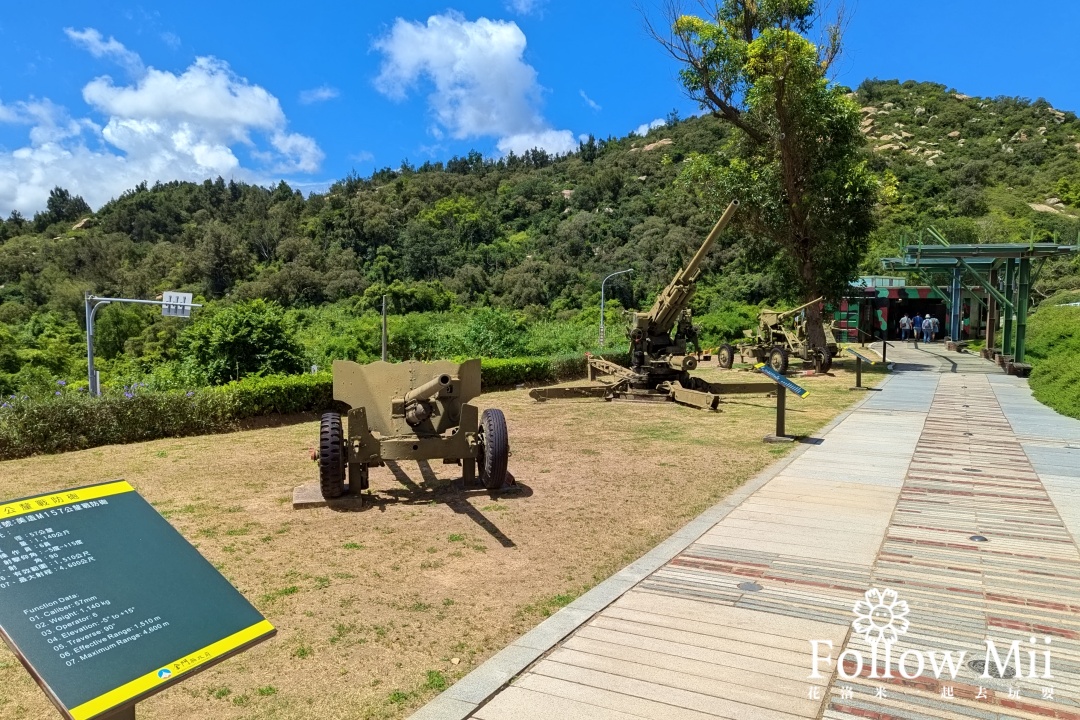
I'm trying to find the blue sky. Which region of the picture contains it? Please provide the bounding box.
[0,1,1076,215]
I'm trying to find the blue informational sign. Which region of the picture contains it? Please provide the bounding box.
[754,363,810,399]
[845,347,877,365]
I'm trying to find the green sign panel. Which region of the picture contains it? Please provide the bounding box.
[0,481,275,719]
[754,363,811,399]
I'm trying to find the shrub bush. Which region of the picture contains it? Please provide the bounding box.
[1026,304,1080,419]
[0,352,627,459]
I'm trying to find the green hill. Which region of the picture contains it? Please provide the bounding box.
[0,79,1078,397]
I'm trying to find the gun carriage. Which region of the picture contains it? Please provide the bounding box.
[316,358,510,501]
[715,298,838,374]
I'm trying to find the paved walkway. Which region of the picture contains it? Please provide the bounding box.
[412,345,1080,720]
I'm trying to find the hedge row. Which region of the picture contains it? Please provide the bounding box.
[0,353,621,460]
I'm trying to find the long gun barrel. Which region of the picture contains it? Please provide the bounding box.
[775,296,824,322]
[637,200,739,336]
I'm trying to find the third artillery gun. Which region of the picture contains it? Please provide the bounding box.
[716,297,838,374]
[530,200,772,411]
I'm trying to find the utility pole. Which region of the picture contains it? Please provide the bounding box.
[381,295,388,361]
[599,269,632,347]
[85,291,200,396]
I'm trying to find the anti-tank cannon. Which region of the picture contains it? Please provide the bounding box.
[530,200,774,410]
[716,297,838,374]
[317,359,510,501]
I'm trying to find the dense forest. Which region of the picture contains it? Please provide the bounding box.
[1,79,1079,397]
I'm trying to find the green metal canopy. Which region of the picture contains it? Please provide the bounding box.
[881,234,1079,363]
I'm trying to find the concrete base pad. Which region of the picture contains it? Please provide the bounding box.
[762,434,795,444]
[292,482,364,510]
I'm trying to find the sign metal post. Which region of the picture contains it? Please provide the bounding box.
[85,293,201,396]
[754,363,809,443]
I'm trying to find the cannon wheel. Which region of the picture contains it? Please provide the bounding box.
[477,409,509,490]
[769,346,789,375]
[814,350,833,374]
[319,412,347,499]
[717,344,735,369]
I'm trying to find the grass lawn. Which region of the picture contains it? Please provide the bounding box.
[0,355,886,719]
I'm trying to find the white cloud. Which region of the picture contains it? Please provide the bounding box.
[161,32,182,49]
[0,32,323,215]
[64,27,144,76]
[299,86,340,105]
[505,0,544,14]
[634,118,666,136]
[373,12,574,157]
[497,129,576,156]
[580,90,601,112]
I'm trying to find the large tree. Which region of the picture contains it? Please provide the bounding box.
[648,0,878,348]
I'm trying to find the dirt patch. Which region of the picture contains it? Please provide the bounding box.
[0,358,884,719]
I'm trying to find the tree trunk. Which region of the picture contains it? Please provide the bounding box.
[804,301,828,350]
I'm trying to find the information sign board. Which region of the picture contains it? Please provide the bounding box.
[753,363,811,398]
[845,347,878,365]
[0,481,274,719]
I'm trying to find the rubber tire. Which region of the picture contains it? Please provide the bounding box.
[478,408,510,490]
[815,350,833,374]
[717,344,735,369]
[319,412,346,499]
[769,346,789,375]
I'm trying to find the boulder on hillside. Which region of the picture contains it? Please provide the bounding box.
[953,93,972,100]
[561,189,574,199]
[71,217,93,230]
[1029,203,1060,214]
[947,131,961,139]
[642,138,674,152]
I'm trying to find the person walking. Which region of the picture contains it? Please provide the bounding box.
[922,315,933,343]
[900,313,911,341]
[913,313,923,342]
[931,316,940,342]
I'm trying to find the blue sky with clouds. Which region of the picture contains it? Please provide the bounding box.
[0,1,1076,215]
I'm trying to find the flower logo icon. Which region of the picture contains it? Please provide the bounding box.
[852,588,909,645]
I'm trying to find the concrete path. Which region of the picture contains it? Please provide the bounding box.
[411,345,1080,720]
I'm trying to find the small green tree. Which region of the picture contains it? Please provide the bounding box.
[649,0,878,347]
[179,300,306,384]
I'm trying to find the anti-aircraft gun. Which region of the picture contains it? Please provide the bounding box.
[530,200,772,411]
[716,297,838,374]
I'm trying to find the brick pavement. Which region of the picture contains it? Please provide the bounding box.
[412,345,1080,720]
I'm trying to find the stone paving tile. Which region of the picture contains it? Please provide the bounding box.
[423,345,1080,720]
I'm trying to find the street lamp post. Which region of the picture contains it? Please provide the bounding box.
[85,291,201,396]
[599,268,633,347]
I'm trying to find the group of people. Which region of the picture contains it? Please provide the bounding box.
[899,313,939,342]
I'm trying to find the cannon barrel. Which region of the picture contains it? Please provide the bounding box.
[681,200,740,283]
[639,199,740,337]
[403,374,453,426]
[667,355,698,372]
[775,296,825,322]
[405,373,453,404]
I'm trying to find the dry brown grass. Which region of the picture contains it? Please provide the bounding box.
[0,358,884,720]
